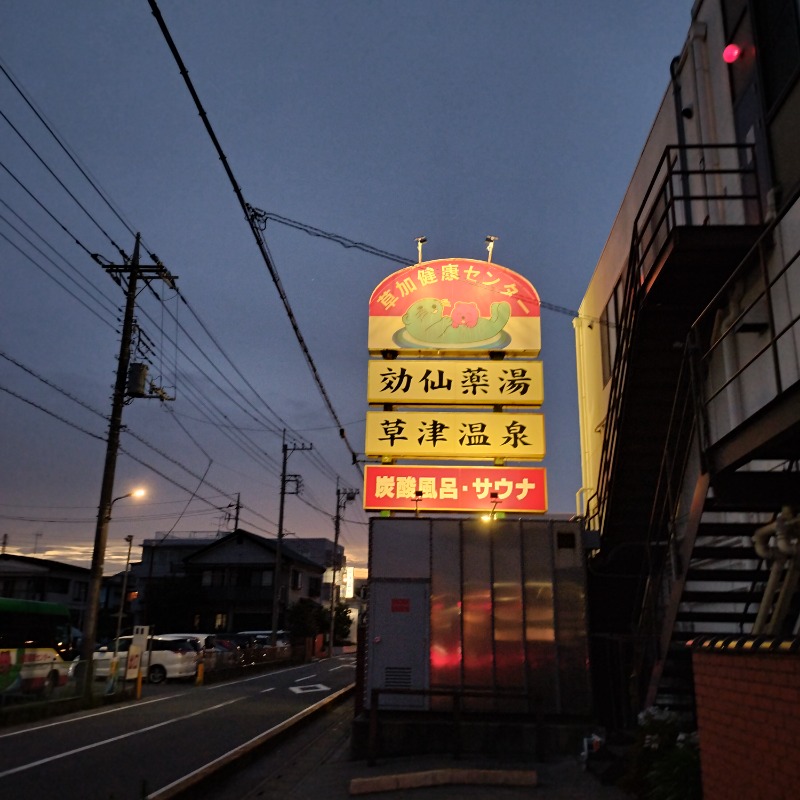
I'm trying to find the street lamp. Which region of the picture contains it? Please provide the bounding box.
[329,485,358,656]
[82,487,145,698]
[481,492,501,522]
[107,534,135,694]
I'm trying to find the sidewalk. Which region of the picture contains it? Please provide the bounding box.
[191,696,631,800]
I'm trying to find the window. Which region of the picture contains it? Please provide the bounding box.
[236,569,251,587]
[600,278,623,386]
[201,569,226,587]
[46,577,70,595]
[754,0,800,198]
[754,0,800,110]
[290,569,302,591]
[308,576,322,598]
[251,570,273,587]
[72,581,88,602]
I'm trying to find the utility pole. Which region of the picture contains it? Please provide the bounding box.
[81,234,177,699]
[270,431,312,640]
[328,482,358,655]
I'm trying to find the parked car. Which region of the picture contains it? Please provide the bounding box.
[166,633,243,671]
[236,630,291,647]
[234,630,292,665]
[90,634,201,684]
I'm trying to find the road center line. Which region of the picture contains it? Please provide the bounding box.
[0,692,192,739]
[0,697,242,778]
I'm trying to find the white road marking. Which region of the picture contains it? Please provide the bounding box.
[0,697,243,778]
[202,662,306,690]
[293,674,317,682]
[289,683,330,694]
[0,692,192,739]
[259,687,275,694]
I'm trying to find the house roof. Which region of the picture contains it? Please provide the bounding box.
[183,529,325,572]
[0,553,91,575]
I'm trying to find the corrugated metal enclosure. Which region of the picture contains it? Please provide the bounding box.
[365,517,592,718]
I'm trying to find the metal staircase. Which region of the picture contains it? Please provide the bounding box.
[630,184,800,724]
[585,144,765,729]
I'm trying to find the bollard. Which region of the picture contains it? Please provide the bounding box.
[195,660,204,686]
[135,668,142,700]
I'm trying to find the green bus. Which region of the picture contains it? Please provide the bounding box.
[0,598,77,696]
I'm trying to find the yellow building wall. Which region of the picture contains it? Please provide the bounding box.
[572,1,738,516]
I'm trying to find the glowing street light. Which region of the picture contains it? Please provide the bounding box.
[82,486,145,698]
[113,488,146,506]
[481,492,501,522]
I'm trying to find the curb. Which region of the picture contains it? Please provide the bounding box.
[147,683,355,799]
[350,768,539,795]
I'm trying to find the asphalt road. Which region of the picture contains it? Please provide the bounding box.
[0,655,356,800]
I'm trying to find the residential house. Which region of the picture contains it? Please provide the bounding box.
[134,529,327,634]
[0,553,90,631]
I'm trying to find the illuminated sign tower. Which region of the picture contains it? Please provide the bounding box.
[364,257,547,515]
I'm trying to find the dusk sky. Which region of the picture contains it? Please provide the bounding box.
[1,2,690,575]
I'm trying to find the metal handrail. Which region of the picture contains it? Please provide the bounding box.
[587,144,761,536]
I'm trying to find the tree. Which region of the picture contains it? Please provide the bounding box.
[286,598,326,638]
[332,602,353,644]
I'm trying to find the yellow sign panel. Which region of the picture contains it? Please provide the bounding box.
[365,410,545,460]
[368,359,543,406]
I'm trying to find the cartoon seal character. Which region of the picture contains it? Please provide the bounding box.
[401,297,511,344]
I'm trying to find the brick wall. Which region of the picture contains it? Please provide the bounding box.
[692,639,800,800]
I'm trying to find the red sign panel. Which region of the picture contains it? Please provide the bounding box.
[368,258,541,356]
[391,598,411,613]
[364,464,547,514]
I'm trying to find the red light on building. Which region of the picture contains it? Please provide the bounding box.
[723,43,742,63]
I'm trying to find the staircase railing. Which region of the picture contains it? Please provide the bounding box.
[585,144,761,536]
[633,337,704,707]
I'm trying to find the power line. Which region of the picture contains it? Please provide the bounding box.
[0,197,119,315]
[0,58,138,243]
[0,382,104,442]
[148,0,363,479]
[0,158,111,262]
[253,210,410,265]
[0,351,277,531]
[0,228,116,328]
[258,209,610,325]
[0,106,127,258]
